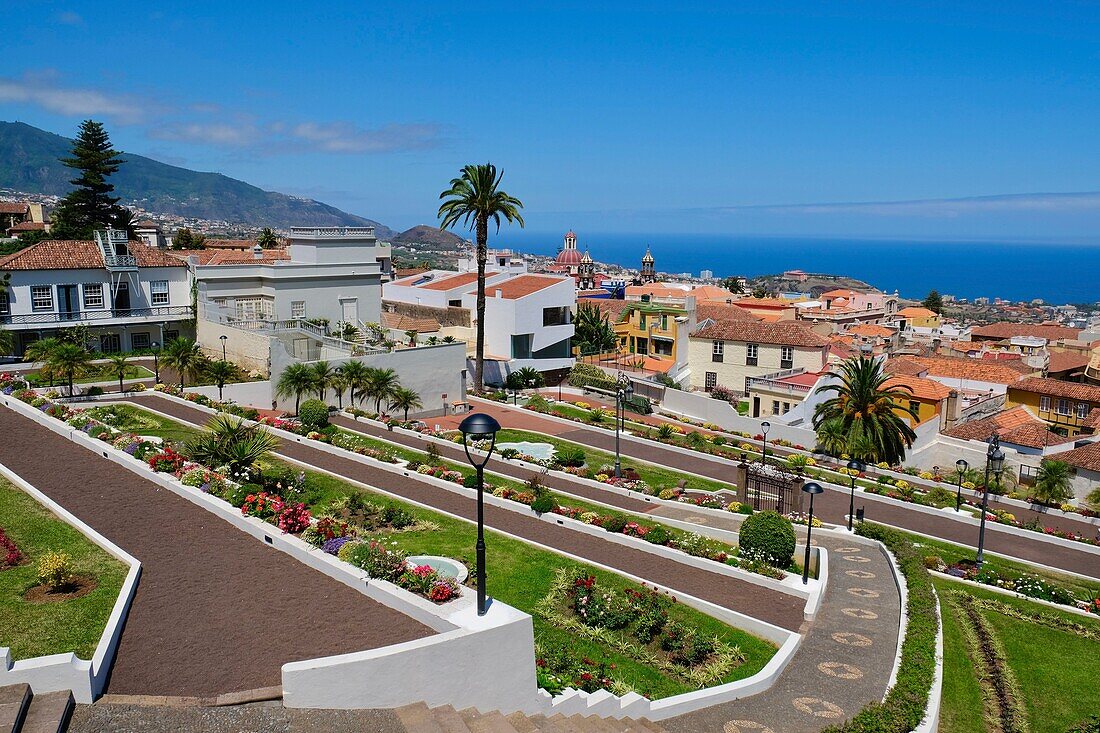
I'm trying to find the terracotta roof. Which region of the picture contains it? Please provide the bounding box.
[693,301,759,324]
[898,355,1033,385]
[134,219,158,228]
[0,202,29,214]
[485,274,566,299]
[381,311,441,333]
[848,324,894,338]
[1046,351,1091,374]
[971,322,1081,341]
[1046,440,1100,472]
[884,375,953,402]
[1010,377,1100,403]
[998,423,1076,449]
[884,356,928,376]
[944,406,1043,442]
[0,239,185,270]
[395,267,430,279]
[726,297,795,310]
[948,340,983,353]
[693,319,829,348]
[821,288,855,298]
[7,221,45,232]
[897,306,938,318]
[1084,408,1100,429]
[420,272,481,291]
[203,239,261,250]
[577,299,629,322]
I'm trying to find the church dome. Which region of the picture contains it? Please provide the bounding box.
[556,248,583,266]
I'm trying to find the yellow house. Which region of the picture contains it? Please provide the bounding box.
[896,306,941,330]
[615,300,688,361]
[883,375,953,426]
[1005,377,1100,437]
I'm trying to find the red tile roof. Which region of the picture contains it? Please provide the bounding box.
[897,355,1033,385]
[848,324,894,338]
[897,306,938,318]
[1048,440,1100,472]
[485,274,566,299]
[693,319,829,348]
[944,406,1044,442]
[381,312,442,333]
[7,221,45,232]
[998,422,1076,449]
[0,202,29,214]
[1010,377,1100,403]
[694,302,759,324]
[971,322,1081,341]
[0,239,185,270]
[418,272,481,291]
[884,356,928,377]
[884,375,954,402]
[1046,351,1091,375]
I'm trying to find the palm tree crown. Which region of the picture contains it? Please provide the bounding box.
[388,386,423,421]
[162,338,207,390]
[336,361,369,407]
[363,367,401,413]
[275,363,315,414]
[311,361,335,402]
[812,355,918,465]
[437,163,524,391]
[105,352,131,394]
[47,342,92,395]
[1033,459,1073,506]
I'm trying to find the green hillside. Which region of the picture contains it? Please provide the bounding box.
[0,121,395,235]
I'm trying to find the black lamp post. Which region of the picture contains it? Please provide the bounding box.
[801,482,824,584]
[220,334,228,361]
[614,373,634,478]
[459,412,502,615]
[761,420,771,464]
[955,458,969,512]
[846,459,864,531]
[151,341,160,384]
[976,434,1005,567]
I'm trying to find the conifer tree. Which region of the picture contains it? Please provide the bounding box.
[50,120,125,239]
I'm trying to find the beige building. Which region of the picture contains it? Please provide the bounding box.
[688,320,829,395]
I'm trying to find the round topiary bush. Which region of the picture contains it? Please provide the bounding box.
[298,399,329,429]
[738,511,796,568]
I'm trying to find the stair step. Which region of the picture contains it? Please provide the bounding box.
[624,719,664,733]
[465,711,520,733]
[0,685,32,733]
[432,705,473,733]
[20,691,73,733]
[576,715,618,733]
[505,711,539,733]
[396,702,446,733]
[544,715,582,733]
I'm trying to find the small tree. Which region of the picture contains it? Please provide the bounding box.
[1032,459,1073,506]
[276,363,316,414]
[105,353,131,394]
[721,276,744,294]
[46,342,92,396]
[922,290,944,314]
[311,361,335,402]
[516,366,544,396]
[161,338,206,390]
[206,359,236,402]
[256,227,280,248]
[388,387,423,421]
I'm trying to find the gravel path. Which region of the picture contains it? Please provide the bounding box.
[0,405,432,697]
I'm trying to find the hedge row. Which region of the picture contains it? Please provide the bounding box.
[568,363,620,391]
[824,522,938,733]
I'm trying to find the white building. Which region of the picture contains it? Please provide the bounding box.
[457,248,528,276]
[0,229,192,354]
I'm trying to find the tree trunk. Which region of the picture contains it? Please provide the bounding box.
[119,375,124,394]
[474,215,489,392]
[295,394,301,415]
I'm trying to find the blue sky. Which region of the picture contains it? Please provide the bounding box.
[2,1,1100,239]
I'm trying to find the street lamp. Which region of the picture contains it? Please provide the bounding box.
[459,412,502,616]
[846,459,864,531]
[955,458,969,512]
[220,334,228,361]
[976,435,1005,567]
[151,341,160,384]
[801,482,824,584]
[760,421,771,464]
[614,373,634,478]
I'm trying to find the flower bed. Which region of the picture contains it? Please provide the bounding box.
[0,526,24,568]
[925,555,1100,615]
[0,372,30,396]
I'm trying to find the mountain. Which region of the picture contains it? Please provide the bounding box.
[391,225,466,248]
[0,121,395,236]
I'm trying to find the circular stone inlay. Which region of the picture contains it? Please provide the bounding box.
[724,721,775,733]
[818,661,864,680]
[843,555,871,563]
[845,569,875,579]
[792,697,844,719]
[832,631,873,647]
[842,607,879,620]
[835,546,860,553]
[847,587,881,598]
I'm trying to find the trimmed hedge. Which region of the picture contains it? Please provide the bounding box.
[824,522,938,733]
[568,363,619,391]
[737,511,795,568]
[298,399,329,429]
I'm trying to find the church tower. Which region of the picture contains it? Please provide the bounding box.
[578,248,596,290]
[640,246,656,283]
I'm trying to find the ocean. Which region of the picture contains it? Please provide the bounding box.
[497,232,1100,305]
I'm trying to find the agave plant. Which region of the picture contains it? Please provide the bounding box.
[185,414,279,474]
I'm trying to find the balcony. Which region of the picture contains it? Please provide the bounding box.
[289,226,375,237]
[0,305,192,328]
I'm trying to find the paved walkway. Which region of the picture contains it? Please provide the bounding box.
[124,394,808,632]
[437,400,1100,578]
[0,405,432,697]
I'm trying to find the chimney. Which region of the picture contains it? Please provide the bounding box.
[942,389,962,431]
[495,289,503,299]
[252,244,263,260]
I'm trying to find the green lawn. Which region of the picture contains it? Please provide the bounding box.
[27,364,155,387]
[0,477,128,660]
[85,403,203,445]
[935,578,1100,733]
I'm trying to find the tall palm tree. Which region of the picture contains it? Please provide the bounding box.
[162,338,207,390]
[363,367,401,413]
[311,360,335,402]
[437,163,525,391]
[1032,459,1073,506]
[46,342,92,396]
[275,362,315,414]
[812,356,917,465]
[573,302,618,355]
[206,359,236,402]
[104,353,131,394]
[388,386,423,421]
[330,371,348,409]
[336,360,369,408]
[25,337,62,386]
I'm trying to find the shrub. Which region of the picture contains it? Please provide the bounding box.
[462,473,480,488]
[658,488,679,500]
[276,501,312,533]
[555,446,586,468]
[298,399,329,429]
[644,525,671,545]
[602,514,629,534]
[531,495,556,514]
[148,447,185,473]
[526,395,552,413]
[180,467,208,487]
[568,362,619,391]
[85,385,105,396]
[345,540,408,582]
[738,511,796,568]
[37,551,75,591]
[381,505,415,529]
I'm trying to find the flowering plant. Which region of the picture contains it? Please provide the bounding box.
[148,447,185,473]
[0,527,23,567]
[241,492,282,521]
[276,501,312,533]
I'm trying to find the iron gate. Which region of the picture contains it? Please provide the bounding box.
[745,467,799,514]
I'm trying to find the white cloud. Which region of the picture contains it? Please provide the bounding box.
[149,122,263,147]
[291,121,442,153]
[0,75,144,123]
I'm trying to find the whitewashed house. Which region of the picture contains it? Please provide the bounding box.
[0,229,192,354]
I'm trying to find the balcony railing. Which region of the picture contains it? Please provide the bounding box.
[289,226,376,237]
[0,305,192,326]
[103,254,138,269]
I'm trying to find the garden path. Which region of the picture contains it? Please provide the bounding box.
[430,400,1100,578]
[0,405,433,697]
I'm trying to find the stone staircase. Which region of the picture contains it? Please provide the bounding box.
[0,685,74,733]
[395,702,667,733]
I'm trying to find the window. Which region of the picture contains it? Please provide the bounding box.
[1040,395,1051,412]
[150,280,169,306]
[782,402,791,414]
[772,400,780,415]
[1056,399,1071,416]
[131,332,151,350]
[165,330,179,342]
[1078,402,1091,420]
[543,306,569,327]
[704,372,717,392]
[82,283,104,309]
[31,286,53,312]
[511,333,533,359]
[780,345,794,369]
[746,342,758,366]
[712,340,724,362]
[0,290,8,316]
[639,313,646,328]
[448,299,462,307]
[291,301,306,319]
[909,400,920,416]
[661,314,668,330]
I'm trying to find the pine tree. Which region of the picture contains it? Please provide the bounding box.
[922,289,944,314]
[50,120,125,240]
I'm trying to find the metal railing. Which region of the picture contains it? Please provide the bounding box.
[289,226,376,237]
[200,302,385,357]
[103,254,138,269]
[745,368,814,394]
[1,305,192,326]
